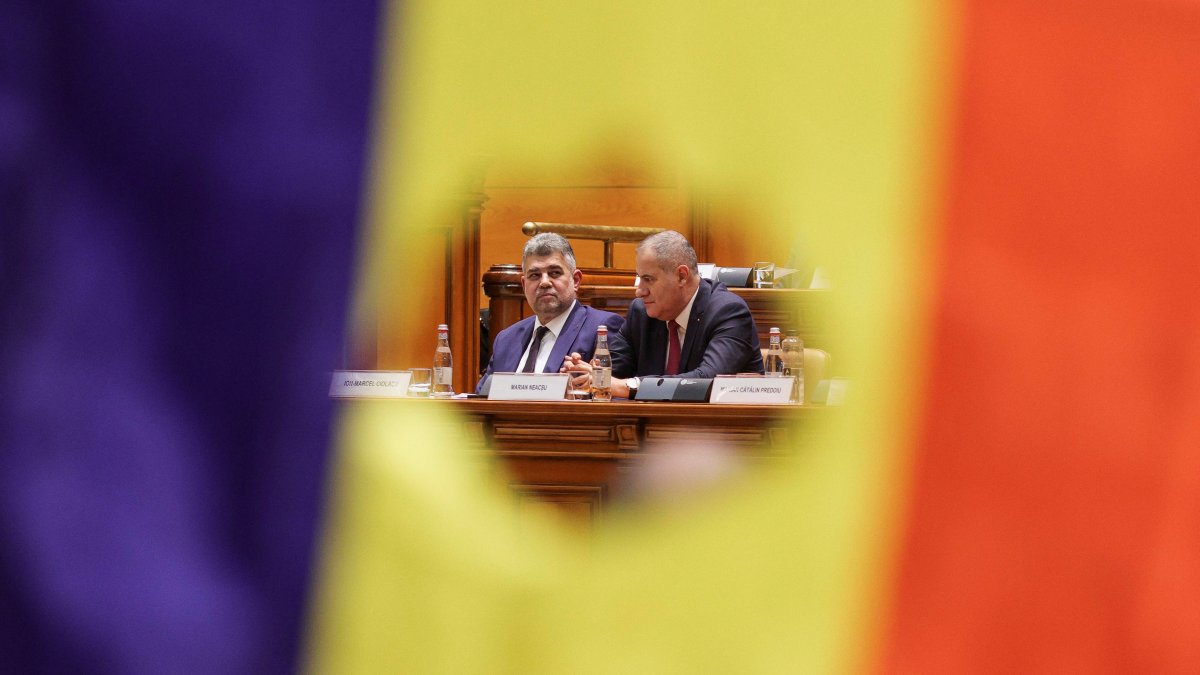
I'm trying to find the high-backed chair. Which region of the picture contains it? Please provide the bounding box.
[801,348,831,403]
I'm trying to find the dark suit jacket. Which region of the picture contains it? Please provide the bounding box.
[612,278,763,379]
[476,302,626,394]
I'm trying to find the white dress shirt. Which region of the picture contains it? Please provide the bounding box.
[516,300,576,373]
[664,286,699,373]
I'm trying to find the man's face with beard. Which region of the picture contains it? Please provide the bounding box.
[521,251,582,323]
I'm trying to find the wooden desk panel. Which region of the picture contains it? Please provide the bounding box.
[451,399,826,526]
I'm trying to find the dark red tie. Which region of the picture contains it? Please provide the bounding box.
[665,320,681,375]
[521,326,550,373]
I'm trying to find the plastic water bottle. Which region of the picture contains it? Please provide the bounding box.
[432,323,454,397]
[782,329,804,403]
[591,325,612,402]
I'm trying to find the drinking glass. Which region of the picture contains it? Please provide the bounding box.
[566,371,591,401]
[752,261,776,289]
[407,368,432,397]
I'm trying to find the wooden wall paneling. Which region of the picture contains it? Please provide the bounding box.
[703,195,811,273]
[374,176,486,397]
[688,188,713,262]
[480,186,691,281]
[374,223,446,371]
[483,154,681,189]
[447,186,485,394]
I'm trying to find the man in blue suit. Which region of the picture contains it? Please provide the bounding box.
[564,230,763,399]
[476,233,625,394]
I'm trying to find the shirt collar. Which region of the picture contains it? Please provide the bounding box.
[672,285,699,335]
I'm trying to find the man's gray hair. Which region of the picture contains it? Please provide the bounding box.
[636,230,699,275]
[521,233,577,271]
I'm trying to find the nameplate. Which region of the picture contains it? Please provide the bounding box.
[811,378,850,405]
[826,378,849,405]
[708,375,794,404]
[329,370,412,398]
[488,373,569,401]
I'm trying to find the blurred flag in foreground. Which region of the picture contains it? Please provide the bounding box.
[4,0,1200,673]
[1,1,379,672]
[314,0,1200,667]
[312,0,1200,673]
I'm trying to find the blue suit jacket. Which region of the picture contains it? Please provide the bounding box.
[612,278,764,379]
[476,302,626,394]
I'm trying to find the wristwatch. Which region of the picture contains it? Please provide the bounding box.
[626,377,640,399]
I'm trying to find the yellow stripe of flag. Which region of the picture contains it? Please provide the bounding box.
[308,1,951,672]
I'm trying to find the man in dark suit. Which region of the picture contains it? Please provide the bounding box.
[476,233,625,394]
[564,230,763,399]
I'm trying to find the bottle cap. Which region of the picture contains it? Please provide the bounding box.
[769,326,780,334]
[597,325,607,333]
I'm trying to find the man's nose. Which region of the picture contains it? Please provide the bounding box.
[538,274,552,286]
[635,283,648,297]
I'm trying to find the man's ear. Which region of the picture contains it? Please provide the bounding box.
[676,264,691,285]
[572,268,583,289]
